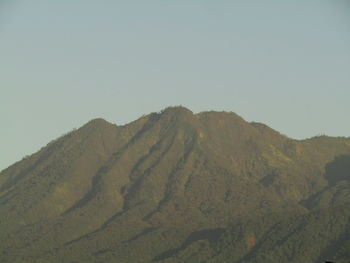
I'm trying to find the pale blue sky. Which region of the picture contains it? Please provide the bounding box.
[1,1,350,171]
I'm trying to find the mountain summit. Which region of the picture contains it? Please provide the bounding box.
[1,107,350,263]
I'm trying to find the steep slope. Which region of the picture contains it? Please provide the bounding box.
[0,106,349,263]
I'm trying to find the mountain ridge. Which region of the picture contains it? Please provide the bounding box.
[1,106,350,263]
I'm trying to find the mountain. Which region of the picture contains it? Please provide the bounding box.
[1,106,350,263]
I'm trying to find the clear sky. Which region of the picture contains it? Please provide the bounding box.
[1,0,350,171]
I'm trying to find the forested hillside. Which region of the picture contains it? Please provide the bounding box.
[1,107,349,263]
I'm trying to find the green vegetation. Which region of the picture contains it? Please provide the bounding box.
[0,106,349,262]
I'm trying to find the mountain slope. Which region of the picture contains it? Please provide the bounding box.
[1,106,350,263]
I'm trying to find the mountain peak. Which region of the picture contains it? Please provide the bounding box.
[80,118,116,133]
[86,118,112,126]
[159,106,193,116]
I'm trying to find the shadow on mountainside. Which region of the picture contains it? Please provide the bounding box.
[300,153,350,210]
[325,154,350,186]
[153,228,225,262]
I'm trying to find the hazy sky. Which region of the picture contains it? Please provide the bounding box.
[1,1,350,171]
